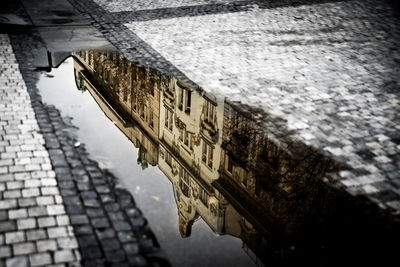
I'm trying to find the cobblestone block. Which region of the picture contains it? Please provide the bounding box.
[70,215,89,225]
[0,174,13,182]
[47,227,68,239]
[26,230,47,241]
[21,188,40,198]
[5,181,23,190]
[37,217,56,228]
[41,187,59,196]
[12,242,36,255]
[3,190,21,199]
[117,231,136,243]
[5,255,28,267]
[24,179,41,188]
[86,208,105,218]
[18,198,37,208]
[0,246,11,258]
[57,237,79,250]
[13,173,30,181]
[40,178,57,187]
[104,249,126,263]
[91,217,110,228]
[56,215,70,226]
[47,205,65,216]
[36,240,57,252]
[54,196,63,204]
[54,250,75,263]
[17,218,36,230]
[36,196,54,206]
[29,252,52,266]
[8,207,25,218]
[28,207,47,217]
[0,222,16,234]
[123,242,139,255]
[5,231,24,244]
[74,225,93,235]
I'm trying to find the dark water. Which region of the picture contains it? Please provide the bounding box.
[37,51,397,267]
[38,57,260,267]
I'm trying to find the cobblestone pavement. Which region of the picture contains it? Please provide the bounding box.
[0,34,81,267]
[1,0,169,265]
[69,0,400,216]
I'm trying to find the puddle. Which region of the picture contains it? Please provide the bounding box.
[38,56,261,267]
[37,50,386,267]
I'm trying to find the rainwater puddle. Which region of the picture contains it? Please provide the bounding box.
[37,50,369,267]
[37,55,261,267]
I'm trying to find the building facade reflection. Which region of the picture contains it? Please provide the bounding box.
[73,50,268,265]
[72,50,382,266]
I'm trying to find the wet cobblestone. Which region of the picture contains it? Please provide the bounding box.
[69,0,400,217]
[3,16,169,267]
[0,34,81,266]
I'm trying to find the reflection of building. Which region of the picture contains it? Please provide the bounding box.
[157,76,227,236]
[73,50,269,266]
[73,51,160,167]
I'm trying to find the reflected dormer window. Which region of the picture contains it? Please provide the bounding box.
[179,167,190,197]
[205,101,215,124]
[199,187,209,207]
[165,108,173,131]
[202,140,213,169]
[177,82,192,114]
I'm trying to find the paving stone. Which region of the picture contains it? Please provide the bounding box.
[74,225,93,235]
[70,215,89,225]
[56,215,70,226]
[3,190,21,199]
[26,230,47,241]
[17,218,36,230]
[21,188,40,198]
[37,217,56,228]
[56,237,79,250]
[0,222,16,234]
[100,238,120,251]
[79,246,102,260]
[17,198,37,208]
[41,187,59,196]
[47,227,68,239]
[5,232,24,244]
[36,240,57,252]
[47,205,65,216]
[54,250,75,263]
[0,246,11,258]
[24,179,41,188]
[104,249,126,263]
[8,209,28,220]
[91,218,110,229]
[29,252,52,267]
[28,207,47,217]
[5,181,23,190]
[5,256,28,267]
[123,242,139,255]
[36,196,54,206]
[12,242,36,255]
[117,231,136,243]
